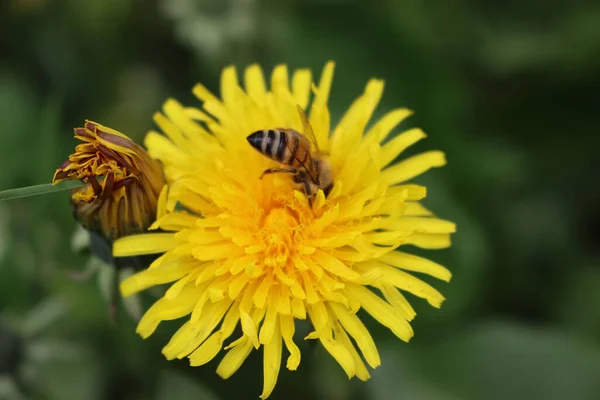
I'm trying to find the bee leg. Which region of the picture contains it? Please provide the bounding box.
[260,168,297,179]
[304,182,313,208]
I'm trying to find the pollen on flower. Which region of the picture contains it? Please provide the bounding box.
[114,61,456,399]
[261,207,298,266]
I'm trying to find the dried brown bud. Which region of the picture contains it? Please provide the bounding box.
[53,121,165,240]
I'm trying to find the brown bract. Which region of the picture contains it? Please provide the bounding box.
[53,121,165,240]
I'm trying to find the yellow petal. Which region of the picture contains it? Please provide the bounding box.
[380,217,456,234]
[189,331,223,366]
[379,251,452,282]
[310,61,335,149]
[311,204,339,234]
[153,111,189,149]
[259,287,280,345]
[380,128,427,168]
[366,230,410,246]
[228,273,250,299]
[347,284,413,342]
[191,243,241,261]
[186,288,210,324]
[377,263,446,307]
[302,274,321,304]
[379,283,416,321]
[271,65,290,97]
[280,314,301,370]
[289,283,306,301]
[240,310,260,349]
[329,303,381,368]
[220,65,240,108]
[188,229,226,244]
[291,297,306,319]
[333,322,370,381]
[332,248,373,263]
[312,250,360,281]
[260,319,283,399]
[291,69,312,109]
[120,259,196,297]
[151,212,198,231]
[184,106,215,122]
[113,233,178,257]
[156,185,168,220]
[177,299,232,359]
[239,279,260,314]
[165,273,195,300]
[163,98,217,146]
[203,100,229,127]
[334,145,372,196]
[320,335,356,379]
[277,285,292,315]
[381,151,447,185]
[144,130,188,162]
[160,321,195,359]
[331,79,384,156]
[404,201,433,216]
[163,304,205,358]
[405,232,452,249]
[244,64,267,102]
[363,108,413,143]
[192,81,219,104]
[216,337,254,379]
[386,184,426,201]
[136,285,198,338]
[254,273,274,309]
[221,303,241,338]
[307,302,330,333]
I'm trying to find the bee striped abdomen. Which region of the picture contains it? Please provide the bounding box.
[272,130,288,162]
[247,129,311,168]
[260,129,285,161]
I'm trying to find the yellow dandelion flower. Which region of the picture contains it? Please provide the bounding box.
[53,121,165,240]
[115,62,455,398]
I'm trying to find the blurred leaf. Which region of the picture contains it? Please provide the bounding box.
[0,71,36,187]
[70,225,91,254]
[415,176,490,321]
[97,260,116,303]
[0,377,25,400]
[156,369,221,400]
[39,358,102,400]
[28,338,90,363]
[366,345,459,400]
[20,297,69,338]
[420,321,600,400]
[119,268,143,321]
[556,266,600,340]
[311,347,355,400]
[35,97,63,183]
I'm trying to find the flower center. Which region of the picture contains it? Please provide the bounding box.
[261,206,301,268]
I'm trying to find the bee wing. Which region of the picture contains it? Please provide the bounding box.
[282,129,319,184]
[296,104,321,154]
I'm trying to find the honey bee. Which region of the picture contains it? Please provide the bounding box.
[247,105,333,206]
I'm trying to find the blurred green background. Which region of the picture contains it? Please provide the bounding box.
[1,0,600,399]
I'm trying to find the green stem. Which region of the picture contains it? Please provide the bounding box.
[0,181,87,201]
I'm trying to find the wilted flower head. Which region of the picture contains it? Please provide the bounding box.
[115,62,455,398]
[53,121,165,240]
